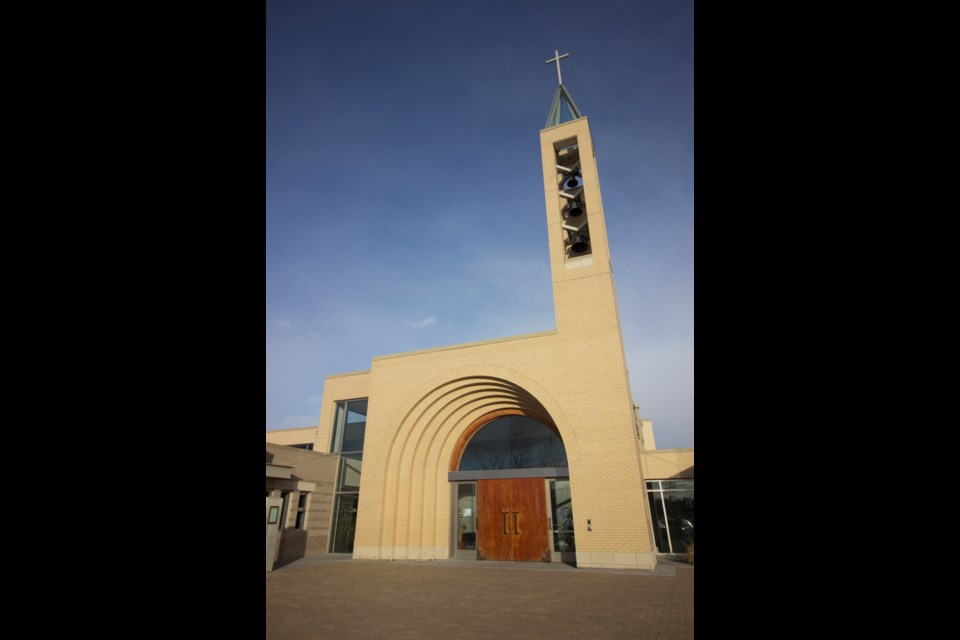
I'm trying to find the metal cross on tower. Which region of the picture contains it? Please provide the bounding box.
[545,50,570,85]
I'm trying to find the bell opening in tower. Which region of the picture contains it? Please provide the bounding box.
[555,138,592,259]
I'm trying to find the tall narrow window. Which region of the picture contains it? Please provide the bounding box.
[295,493,308,529]
[329,398,367,553]
[279,491,291,531]
[549,479,576,552]
[456,482,477,551]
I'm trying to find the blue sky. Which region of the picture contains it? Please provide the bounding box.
[266,0,693,449]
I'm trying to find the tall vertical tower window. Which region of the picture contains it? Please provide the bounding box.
[329,398,367,553]
[555,138,592,259]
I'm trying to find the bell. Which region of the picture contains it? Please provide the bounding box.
[563,174,581,189]
[569,234,589,254]
[564,200,584,218]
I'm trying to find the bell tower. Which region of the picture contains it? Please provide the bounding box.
[533,52,655,568]
[540,53,630,351]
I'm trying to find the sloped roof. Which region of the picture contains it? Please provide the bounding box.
[545,84,583,128]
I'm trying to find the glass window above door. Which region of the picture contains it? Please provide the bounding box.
[459,415,567,471]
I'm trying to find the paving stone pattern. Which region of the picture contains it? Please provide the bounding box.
[267,561,693,640]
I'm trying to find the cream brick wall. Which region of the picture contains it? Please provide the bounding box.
[640,449,694,480]
[309,117,667,570]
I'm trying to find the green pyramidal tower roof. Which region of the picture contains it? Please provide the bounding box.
[545,83,583,128]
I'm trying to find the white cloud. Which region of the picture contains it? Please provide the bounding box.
[408,316,437,329]
[273,320,292,329]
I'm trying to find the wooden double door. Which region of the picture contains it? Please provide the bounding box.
[477,478,551,562]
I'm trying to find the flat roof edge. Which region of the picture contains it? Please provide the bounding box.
[325,369,371,380]
[371,329,557,362]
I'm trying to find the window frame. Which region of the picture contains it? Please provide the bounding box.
[329,398,368,553]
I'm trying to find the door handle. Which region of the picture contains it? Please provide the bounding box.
[513,511,520,536]
[503,511,509,536]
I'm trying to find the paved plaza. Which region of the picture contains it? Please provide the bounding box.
[266,557,694,640]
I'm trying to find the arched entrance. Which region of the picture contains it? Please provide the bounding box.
[449,411,574,562]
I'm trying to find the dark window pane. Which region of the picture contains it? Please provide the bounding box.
[663,489,694,552]
[550,480,575,552]
[279,492,291,531]
[456,483,476,550]
[347,399,367,422]
[342,420,365,452]
[459,416,567,470]
[295,493,307,529]
[342,399,367,452]
[331,494,359,553]
[647,491,670,553]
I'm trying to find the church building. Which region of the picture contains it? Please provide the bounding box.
[266,55,693,571]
